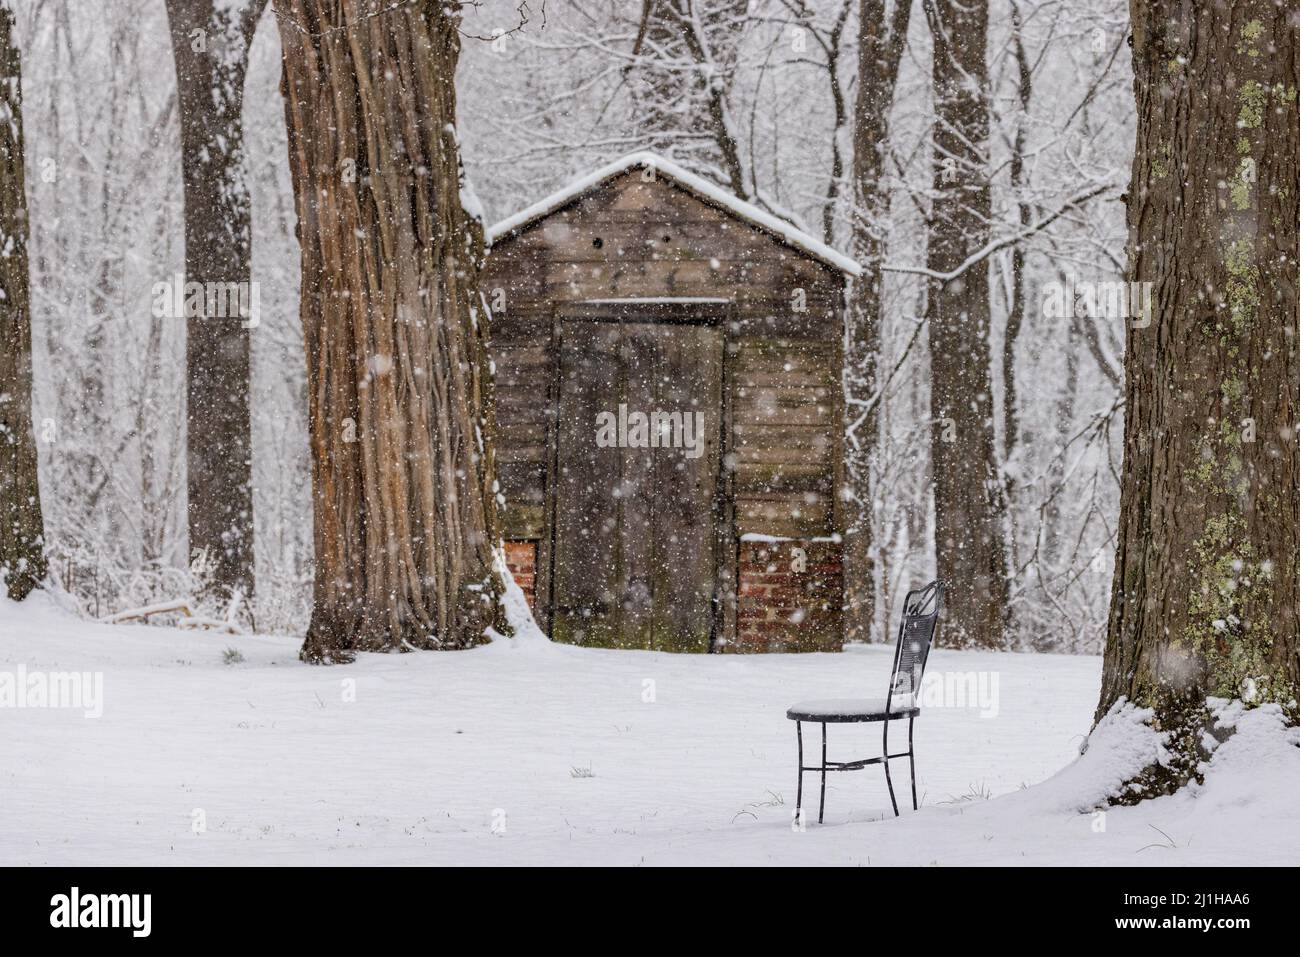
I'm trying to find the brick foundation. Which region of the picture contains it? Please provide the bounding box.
[503,541,537,610]
[733,538,843,653]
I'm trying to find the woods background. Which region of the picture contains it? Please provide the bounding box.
[11,0,1131,651]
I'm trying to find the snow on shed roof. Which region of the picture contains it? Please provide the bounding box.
[486,151,862,277]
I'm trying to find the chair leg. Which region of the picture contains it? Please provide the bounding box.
[795,721,804,826]
[818,722,828,824]
[882,718,899,817]
[908,715,918,811]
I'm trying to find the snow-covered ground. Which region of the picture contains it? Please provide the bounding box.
[2,593,1296,866]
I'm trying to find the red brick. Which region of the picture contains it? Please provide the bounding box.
[734,537,843,652]
[504,540,538,610]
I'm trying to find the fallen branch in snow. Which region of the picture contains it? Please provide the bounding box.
[177,616,245,636]
[100,597,245,635]
[101,599,195,624]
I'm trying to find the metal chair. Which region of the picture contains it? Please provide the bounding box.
[786,580,945,824]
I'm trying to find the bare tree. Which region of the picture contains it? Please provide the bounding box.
[272,0,505,662]
[163,0,268,602]
[921,0,1007,647]
[0,1,47,601]
[1097,0,1300,795]
[24,0,192,619]
[841,0,912,643]
[999,0,1031,469]
[629,0,751,198]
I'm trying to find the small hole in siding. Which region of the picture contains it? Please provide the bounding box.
[592,237,604,249]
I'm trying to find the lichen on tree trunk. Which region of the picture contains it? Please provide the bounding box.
[1097,0,1300,798]
[273,0,506,662]
[0,3,48,602]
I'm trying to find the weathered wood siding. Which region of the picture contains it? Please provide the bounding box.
[483,169,847,652]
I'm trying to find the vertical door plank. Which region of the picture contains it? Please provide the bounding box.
[551,322,622,645]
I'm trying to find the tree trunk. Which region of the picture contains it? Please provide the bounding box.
[818,1,852,246]
[923,0,1008,647]
[0,3,47,601]
[1096,0,1300,795]
[272,0,505,662]
[1001,0,1031,467]
[996,0,1033,626]
[842,0,912,643]
[164,0,267,601]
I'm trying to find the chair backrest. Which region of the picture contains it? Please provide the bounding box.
[886,580,944,710]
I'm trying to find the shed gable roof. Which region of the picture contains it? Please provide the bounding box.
[486,151,861,277]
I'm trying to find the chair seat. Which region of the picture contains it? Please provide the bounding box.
[786,696,918,723]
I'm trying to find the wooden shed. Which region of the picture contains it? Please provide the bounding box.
[482,152,859,653]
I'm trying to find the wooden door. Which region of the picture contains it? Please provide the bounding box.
[551,320,722,651]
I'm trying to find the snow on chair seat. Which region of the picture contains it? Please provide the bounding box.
[786,696,918,722]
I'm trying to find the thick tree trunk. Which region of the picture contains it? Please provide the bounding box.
[164,0,267,600]
[0,3,47,601]
[923,0,1008,647]
[273,0,505,662]
[1096,1,1300,794]
[842,0,911,643]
